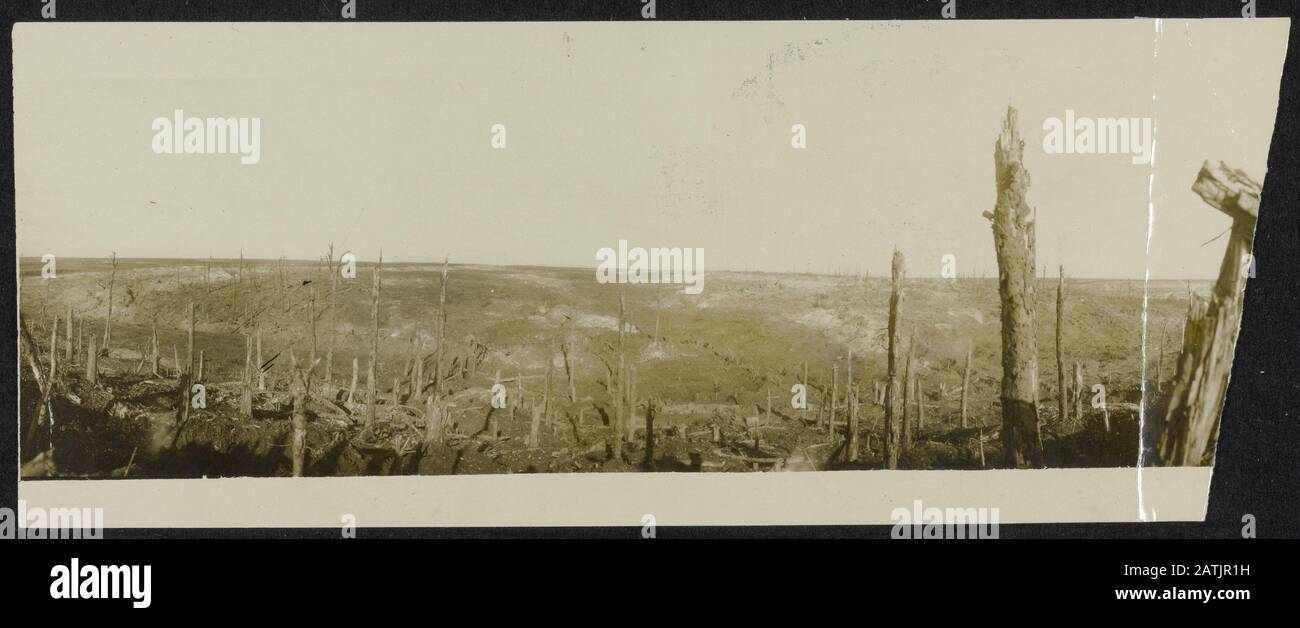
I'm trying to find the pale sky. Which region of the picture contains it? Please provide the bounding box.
[13,19,1289,278]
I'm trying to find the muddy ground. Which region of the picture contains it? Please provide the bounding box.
[18,258,1180,478]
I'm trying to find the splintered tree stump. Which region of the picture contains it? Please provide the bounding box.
[986,106,1044,468]
[1153,162,1261,466]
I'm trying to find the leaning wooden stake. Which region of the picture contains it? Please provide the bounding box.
[1153,162,1262,466]
[984,106,1044,467]
[883,249,905,470]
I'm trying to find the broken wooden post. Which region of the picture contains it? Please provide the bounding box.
[102,252,117,350]
[1153,162,1262,466]
[432,256,448,398]
[883,249,905,470]
[961,339,972,429]
[1056,265,1067,424]
[985,106,1044,467]
[366,257,381,430]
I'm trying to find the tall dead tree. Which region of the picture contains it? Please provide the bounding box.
[883,249,905,470]
[366,256,382,430]
[102,252,118,350]
[984,106,1043,467]
[1056,265,1067,424]
[325,243,337,384]
[612,294,627,460]
[180,301,194,427]
[1153,162,1261,466]
[432,257,449,398]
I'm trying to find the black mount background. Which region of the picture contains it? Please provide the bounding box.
[0,1,1296,540]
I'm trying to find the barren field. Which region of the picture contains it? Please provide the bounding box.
[17,257,1210,478]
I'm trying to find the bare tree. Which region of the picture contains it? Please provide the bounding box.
[102,252,118,350]
[883,249,905,469]
[984,107,1043,467]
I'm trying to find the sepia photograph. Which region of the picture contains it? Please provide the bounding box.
[15,20,1283,485]
[4,1,1300,612]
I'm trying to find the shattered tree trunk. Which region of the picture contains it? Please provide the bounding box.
[1056,265,1067,424]
[1154,162,1261,466]
[432,257,448,398]
[102,252,117,350]
[883,249,904,470]
[986,107,1043,467]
